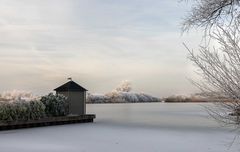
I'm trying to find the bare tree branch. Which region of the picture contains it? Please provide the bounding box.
[182,0,240,32]
[185,22,240,128]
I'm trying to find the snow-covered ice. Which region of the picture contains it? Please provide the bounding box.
[0,103,239,152]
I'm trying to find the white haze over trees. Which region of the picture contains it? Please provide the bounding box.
[0,90,38,102]
[87,81,160,103]
[114,80,132,92]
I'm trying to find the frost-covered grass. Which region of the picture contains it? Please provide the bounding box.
[0,103,238,152]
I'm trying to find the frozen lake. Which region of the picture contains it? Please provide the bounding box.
[0,103,239,152]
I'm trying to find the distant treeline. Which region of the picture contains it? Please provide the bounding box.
[163,95,229,103]
[87,92,161,104]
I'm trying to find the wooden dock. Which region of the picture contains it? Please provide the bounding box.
[0,114,95,131]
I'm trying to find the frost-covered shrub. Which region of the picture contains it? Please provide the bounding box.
[40,93,69,117]
[28,100,46,120]
[87,93,110,103]
[0,100,45,122]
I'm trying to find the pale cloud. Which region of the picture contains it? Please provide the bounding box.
[0,0,201,97]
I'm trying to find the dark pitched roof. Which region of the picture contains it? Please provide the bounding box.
[54,81,88,92]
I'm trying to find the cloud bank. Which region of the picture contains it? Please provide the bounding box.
[0,0,201,96]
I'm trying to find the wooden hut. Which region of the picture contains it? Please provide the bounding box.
[54,80,87,115]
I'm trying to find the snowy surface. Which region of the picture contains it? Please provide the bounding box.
[0,103,239,152]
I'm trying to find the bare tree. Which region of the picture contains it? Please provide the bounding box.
[184,22,240,127]
[182,0,240,32]
[182,0,240,128]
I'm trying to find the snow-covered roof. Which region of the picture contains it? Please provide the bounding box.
[54,81,88,92]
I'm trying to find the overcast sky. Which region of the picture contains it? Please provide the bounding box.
[0,0,203,97]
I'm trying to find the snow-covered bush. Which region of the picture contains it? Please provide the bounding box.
[87,93,110,103]
[0,91,70,121]
[0,100,45,122]
[40,93,69,117]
